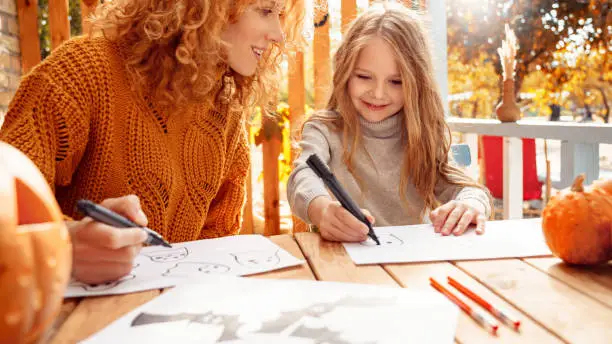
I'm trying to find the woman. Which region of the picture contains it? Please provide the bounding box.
[0,0,304,284]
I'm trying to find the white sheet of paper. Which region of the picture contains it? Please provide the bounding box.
[344,218,552,265]
[65,235,304,298]
[80,275,459,344]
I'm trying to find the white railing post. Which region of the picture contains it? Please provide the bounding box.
[503,137,523,219]
[560,141,600,187]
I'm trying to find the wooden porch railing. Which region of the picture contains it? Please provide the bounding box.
[16,0,431,236]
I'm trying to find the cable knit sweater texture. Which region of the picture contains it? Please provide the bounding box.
[0,36,250,243]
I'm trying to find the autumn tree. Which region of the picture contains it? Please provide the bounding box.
[447,0,611,100]
[523,47,611,122]
[448,50,499,118]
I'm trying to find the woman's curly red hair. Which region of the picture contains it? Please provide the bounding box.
[89,0,305,110]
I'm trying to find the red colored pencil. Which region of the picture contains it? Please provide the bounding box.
[429,277,499,336]
[448,276,521,330]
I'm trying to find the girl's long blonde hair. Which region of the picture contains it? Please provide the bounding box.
[304,2,492,218]
[88,0,305,111]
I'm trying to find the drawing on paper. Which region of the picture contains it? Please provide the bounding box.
[131,312,243,342]
[360,233,404,247]
[129,295,394,343]
[143,247,189,263]
[230,249,280,269]
[69,274,136,292]
[162,262,231,277]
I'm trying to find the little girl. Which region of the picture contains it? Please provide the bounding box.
[287,2,492,242]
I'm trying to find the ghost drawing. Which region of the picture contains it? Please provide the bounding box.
[360,233,404,247]
[143,247,189,263]
[162,262,231,277]
[230,250,280,269]
[70,274,136,292]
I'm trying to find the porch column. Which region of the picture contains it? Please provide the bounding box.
[426,0,449,116]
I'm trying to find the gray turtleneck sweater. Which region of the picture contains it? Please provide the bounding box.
[286,113,491,227]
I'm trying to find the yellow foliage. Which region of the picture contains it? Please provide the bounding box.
[522,47,610,120]
[448,49,500,118]
[251,102,315,184]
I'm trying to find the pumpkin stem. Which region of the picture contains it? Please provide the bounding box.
[571,174,586,192]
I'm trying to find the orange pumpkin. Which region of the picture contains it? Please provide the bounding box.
[0,142,72,343]
[542,174,612,265]
[592,178,612,196]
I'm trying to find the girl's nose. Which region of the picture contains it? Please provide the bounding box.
[373,82,385,99]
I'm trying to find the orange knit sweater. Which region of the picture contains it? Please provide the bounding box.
[0,37,250,243]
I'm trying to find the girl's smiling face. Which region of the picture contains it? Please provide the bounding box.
[348,37,405,123]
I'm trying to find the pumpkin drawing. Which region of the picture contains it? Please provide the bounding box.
[0,141,73,343]
[542,174,612,265]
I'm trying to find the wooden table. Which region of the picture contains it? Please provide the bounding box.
[49,233,612,343]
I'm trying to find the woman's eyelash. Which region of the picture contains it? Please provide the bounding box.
[390,80,402,85]
[356,74,370,79]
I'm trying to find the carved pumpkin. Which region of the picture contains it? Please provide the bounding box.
[542,174,612,265]
[0,142,72,343]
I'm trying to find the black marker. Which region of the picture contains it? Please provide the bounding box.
[306,154,381,245]
[76,199,172,248]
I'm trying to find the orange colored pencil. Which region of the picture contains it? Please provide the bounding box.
[448,276,521,330]
[429,277,499,336]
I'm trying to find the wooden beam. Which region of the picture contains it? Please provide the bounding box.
[288,52,305,158]
[48,0,71,50]
[16,0,41,74]
[80,0,99,35]
[241,122,254,235]
[288,51,308,233]
[313,0,330,109]
[341,0,357,33]
[262,115,281,236]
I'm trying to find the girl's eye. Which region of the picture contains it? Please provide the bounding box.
[356,74,371,80]
[259,8,274,16]
[390,80,402,85]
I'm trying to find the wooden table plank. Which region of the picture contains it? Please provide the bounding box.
[524,258,612,308]
[384,262,563,344]
[457,259,612,344]
[294,232,399,286]
[51,289,161,344]
[42,298,80,344]
[250,234,316,280]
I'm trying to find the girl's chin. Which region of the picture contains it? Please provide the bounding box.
[360,112,395,123]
